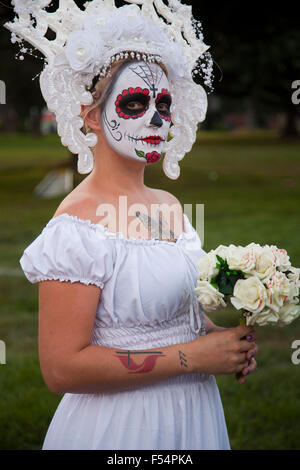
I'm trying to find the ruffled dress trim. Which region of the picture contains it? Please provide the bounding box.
[45,212,196,246]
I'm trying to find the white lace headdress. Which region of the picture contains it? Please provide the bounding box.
[4,0,213,179]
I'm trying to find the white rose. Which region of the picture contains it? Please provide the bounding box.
[226,244,256,273]
[278,303,300,326]
[246,307,279,326]
[197,252,218,282]
[213,245,229,261]
[65,29,103,73]
[269,245,291,272]
[115,6,146,40]
[287,267,300,299]
[163,41,188,80]
[245,242,261,252]
[265,271,292,313]
[83,14,121,44]
[230,276,267,314]
[248,246,277,281]
[145,18,169,44]
[195,281,227,312]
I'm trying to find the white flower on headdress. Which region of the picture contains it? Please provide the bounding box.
[65,29,104,73]
[64,5,188,80]
[164,41,189,80]
[83,14,120,44]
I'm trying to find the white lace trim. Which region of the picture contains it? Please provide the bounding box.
[36,275,104,289]
[45,212,196,246]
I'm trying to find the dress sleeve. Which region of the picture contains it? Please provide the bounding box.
[19,217,115,289]
[182,214,207,262]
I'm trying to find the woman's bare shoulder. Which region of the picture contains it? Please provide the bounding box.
[52,186,100,224]
[149,188,183,211]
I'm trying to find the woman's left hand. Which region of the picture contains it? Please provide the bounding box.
[203,315,258,384]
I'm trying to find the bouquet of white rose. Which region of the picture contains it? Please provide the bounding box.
[195,242,300,326]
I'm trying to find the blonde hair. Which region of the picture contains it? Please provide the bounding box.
[80,58,169,137]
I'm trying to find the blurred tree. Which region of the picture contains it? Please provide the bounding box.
[195,1,300,136]
[0,3,45,131]
[0,1,300,136]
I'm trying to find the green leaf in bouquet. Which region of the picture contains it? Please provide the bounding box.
[218,270,234,295]
[216,255,227,266]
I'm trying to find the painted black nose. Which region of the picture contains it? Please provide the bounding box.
[150,111,163,127]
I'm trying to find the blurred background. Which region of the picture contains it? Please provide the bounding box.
[0,0,300,450]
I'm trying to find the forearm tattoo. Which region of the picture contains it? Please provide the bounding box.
[114,350,166,374]
[113,349,189,374]
[179,350,188,368]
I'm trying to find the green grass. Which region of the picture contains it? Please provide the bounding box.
[0,130,300,449]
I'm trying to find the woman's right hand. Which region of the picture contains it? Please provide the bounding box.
[189,324,257,376]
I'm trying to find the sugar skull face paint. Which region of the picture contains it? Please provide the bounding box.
[101,61,172,164]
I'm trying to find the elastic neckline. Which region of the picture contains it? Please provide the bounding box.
[45,212,196,246]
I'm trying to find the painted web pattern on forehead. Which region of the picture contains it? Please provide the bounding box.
[128,63,164,98]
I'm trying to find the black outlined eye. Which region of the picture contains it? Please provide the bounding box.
[115,87,150,119]
[126,100,146,111]
[155,89,172,121]
[156,102,170,113]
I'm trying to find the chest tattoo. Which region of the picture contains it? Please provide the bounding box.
[135,210,178,242]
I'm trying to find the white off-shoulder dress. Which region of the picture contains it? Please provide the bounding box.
[19,212,230,450]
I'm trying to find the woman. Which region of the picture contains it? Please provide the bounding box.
[20,55,258,450]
